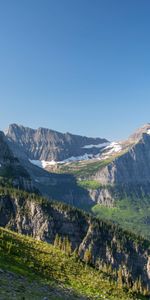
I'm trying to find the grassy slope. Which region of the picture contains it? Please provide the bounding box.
[48,158,112,178]
[92,198,150,240]
[0,227,146,300]
[77,180,103,189]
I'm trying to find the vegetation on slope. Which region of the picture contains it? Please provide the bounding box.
[46,158,113,179]
[0,227,147,300]
[92,198,150,240]
[77,180,103,189]
[1,186,150,295]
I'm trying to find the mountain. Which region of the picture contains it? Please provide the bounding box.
[5,122,150,238]
[0,130,34,192]
[6,123,109,162]
[92,123,150,185]
[4,123,110,209]
[84,124,150,206]
[46,123,150,206]
[2,124,150,297]
[5,123,150,191]
[72,123,150,238]
[0,186,150,296]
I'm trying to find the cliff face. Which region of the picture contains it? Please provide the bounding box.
[88,188,115,206]
[0,131,34,192]
[0,194,88,248]
[1,192,150,288]
[93,134,150,185]
[6,124,108,161]
[93,126,150,186]
[79,222,150,286]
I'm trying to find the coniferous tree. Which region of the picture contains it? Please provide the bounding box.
[117,266,123,288]
[54,234,59,248]
[84,247,92,264]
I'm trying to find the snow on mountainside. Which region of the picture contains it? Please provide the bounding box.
[91,123,150,185]
[6,124,109,162]
[82,142,110,149]
[29,153,98,169]
[5,122,150,209]
[29,141,122,170]
[6,123,150,186]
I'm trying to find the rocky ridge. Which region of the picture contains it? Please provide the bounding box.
[6,124,108,161]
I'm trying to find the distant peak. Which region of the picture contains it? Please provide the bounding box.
[127,123,150,144]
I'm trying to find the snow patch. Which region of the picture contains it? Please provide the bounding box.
[29,159,57,169]
[62,153,94,163]
[105,142,122,154]
[29,153,95,169]
[82,142,110,149]
[147,129,150,135]
[99,142,122,160]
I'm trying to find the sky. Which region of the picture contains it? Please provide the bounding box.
[0,0,150,141]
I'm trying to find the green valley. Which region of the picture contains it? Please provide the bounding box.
[92,198,150,240]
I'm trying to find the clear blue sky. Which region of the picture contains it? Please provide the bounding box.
[0,0,150,140]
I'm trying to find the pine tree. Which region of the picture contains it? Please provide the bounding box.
[137,276,143,293]
[54,234,60,248]
[65,237,72,255]
[84,247,92,264]
[117,266,123,288]
[72,247,78,259]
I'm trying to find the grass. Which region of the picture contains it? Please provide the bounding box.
[92,198,150,239]
[77,180,103,189]
[77,180,112,190]
[52,158,113,179]
[0,227,146,300]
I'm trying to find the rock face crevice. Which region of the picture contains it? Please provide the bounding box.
[0,193,150,288]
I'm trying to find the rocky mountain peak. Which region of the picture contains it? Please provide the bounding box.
[127,123,150,145]
[5,124,109,161]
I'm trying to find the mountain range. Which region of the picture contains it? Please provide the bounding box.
[1,122,150,298]
[4,123,150,206]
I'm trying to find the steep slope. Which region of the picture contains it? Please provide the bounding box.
[0,187,150,292]
[0,131,34,192]
[6,123,109,161]
[0,227,146,300]
[92,124,150,185]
